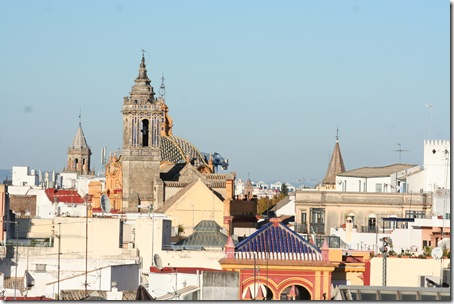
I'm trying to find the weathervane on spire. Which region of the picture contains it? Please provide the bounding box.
[336,127,339,142]
[79,108,82,126]
[159,74,166,98]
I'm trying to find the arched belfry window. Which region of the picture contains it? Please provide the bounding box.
[141,119,149,147]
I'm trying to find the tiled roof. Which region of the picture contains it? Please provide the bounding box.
[161,135,207,168]
[337,164,417,178]
[4,296,53,300]
[234,220,321,261]
[176,231,227,249]
[270,196,290,212]
[45,188,85,204]
[194,220,223,232]
[60,289,136,301]
[175,220,232,248]
[3,276,24,291]
[70,125,89,149]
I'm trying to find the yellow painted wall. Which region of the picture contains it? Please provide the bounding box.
[370,257,448,287]
[164,179,224,235]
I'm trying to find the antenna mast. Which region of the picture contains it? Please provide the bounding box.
[392,143,410,164]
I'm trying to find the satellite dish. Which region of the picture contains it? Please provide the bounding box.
[100,194,111,213]
[154,254,163,270]
[431,247,443,260]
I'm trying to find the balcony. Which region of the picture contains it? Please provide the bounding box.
[310,223,325,234]
[294,223,308,234]
[360,226,378,233]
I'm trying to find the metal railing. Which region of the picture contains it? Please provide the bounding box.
[294,223,308,234]
[360,226,379,233]
[310,223,325,234]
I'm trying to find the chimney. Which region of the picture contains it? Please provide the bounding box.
[106,281,123,300]
[225,236,235,259]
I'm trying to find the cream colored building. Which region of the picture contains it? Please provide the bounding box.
[294,190,432,235]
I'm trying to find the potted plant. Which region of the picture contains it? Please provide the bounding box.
[388,250,397,257]
[442,245,450,259]
[402,249,412,258]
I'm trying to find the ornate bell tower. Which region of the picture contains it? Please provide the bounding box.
[122,53,163,212]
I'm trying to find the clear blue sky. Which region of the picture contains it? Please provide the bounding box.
[0,0,450,185]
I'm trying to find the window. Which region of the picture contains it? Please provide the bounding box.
[298,212,308,233]
[368,215,377,232]
[375,183,383,192]
[405,211,425,219]
[310,208,325,234]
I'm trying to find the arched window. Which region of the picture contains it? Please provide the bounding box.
[141,119,149,147]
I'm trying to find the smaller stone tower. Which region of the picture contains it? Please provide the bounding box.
[64,118,93,175]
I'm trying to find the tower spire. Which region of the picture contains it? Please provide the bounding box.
[322,130,346,186]
[130,49,154,99]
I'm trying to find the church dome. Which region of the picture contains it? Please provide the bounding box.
[160,135,208,167]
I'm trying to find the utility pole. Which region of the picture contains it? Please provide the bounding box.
[85,195,89,298]
[57,222,61,300]
[379,237,392,286]
[5,221,18,300]
[151,203,154,268]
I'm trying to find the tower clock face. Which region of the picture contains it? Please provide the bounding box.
[109,164,118,175]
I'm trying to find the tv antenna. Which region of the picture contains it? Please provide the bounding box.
[392,143,409,164]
